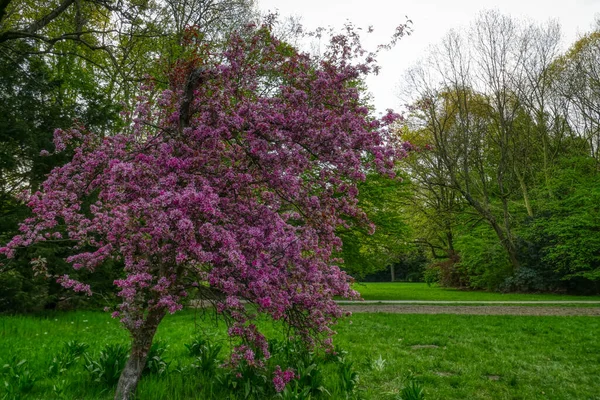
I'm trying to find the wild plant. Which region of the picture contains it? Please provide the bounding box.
[144,340,170,376]
[187,335,222,377]
[398,375,425,400]
[48,340,89,375]
[2,357,36,397]
[338,357,359,395]
[371,355,387,372]
[83,343,129,387]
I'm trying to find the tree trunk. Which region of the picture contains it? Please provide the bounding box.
[459,189,520,271]
[489,218,520,272]
[515,167,533,217]
[114,309,166,400]
[390,264,395,282]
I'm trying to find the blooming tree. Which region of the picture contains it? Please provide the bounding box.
[1,22,408,399]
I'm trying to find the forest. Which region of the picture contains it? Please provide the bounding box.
[347,11,600,295]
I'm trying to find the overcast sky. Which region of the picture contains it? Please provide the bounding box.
[257,0,600,114]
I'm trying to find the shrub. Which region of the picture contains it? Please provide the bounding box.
[424,252,466,288]
[455,231,512,290]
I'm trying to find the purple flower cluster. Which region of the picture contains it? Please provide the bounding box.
[273,366,297,392]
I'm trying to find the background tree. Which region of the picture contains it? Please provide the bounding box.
[399,11,600,292]
[338,171,411,281]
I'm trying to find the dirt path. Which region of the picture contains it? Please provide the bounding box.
[342,305,600,316]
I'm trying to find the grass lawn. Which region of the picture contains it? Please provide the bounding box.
[353,282,600,302]
[1,310,599,399]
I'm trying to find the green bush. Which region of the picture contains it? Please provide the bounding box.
[455,230,512,290]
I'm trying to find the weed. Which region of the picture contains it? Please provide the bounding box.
[48,340,89,375]
[51,379,68,399]
[184,334,207,357]
[338,357,359,395]
[189,336,222,376]
[277,384,312,400]
[144,340,170,376]
[371,355,387,372]
[398,379,425,400]
[83,343,129,387]
[2,358,36,398]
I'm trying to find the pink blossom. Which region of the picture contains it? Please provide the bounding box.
[273,366,296,392]
[56,275,92,296]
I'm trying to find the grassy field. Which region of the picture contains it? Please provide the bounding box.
[1,310,599,399]
[353,282,600,302]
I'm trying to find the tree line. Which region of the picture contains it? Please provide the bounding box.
[396,10,600,293]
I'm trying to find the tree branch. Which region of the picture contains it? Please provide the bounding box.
[24,0,76,35]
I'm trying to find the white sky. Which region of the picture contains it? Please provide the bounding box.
[257,0,600,114]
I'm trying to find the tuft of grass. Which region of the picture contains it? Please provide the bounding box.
[83,343,129,387]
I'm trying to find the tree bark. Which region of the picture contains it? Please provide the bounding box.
[515,167,533,217]
[114,309,166,400]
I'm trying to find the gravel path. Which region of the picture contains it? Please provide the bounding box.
[342,304,600,316]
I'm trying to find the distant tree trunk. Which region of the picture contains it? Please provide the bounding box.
[390,264,395,282]
[515,167,534,217]
[114,309,166,400]
[460,189,520,271]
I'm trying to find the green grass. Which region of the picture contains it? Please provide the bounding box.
[353,282,600,302]
[337,313,600,400]
[1,310,600,399]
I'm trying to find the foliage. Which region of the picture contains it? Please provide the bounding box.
[48,340,88,375]
[423,252,465,288]
[144,340,170,376]
[339,172,411,280]
[0,38,121,313]
[518,157,600,291]
[189,336,222,376]
[454,230,512,291]
[397,374,426,400]
[1,357,36,397]
[400,12,600,293]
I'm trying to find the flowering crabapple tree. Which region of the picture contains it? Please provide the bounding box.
[1,22,409,400]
